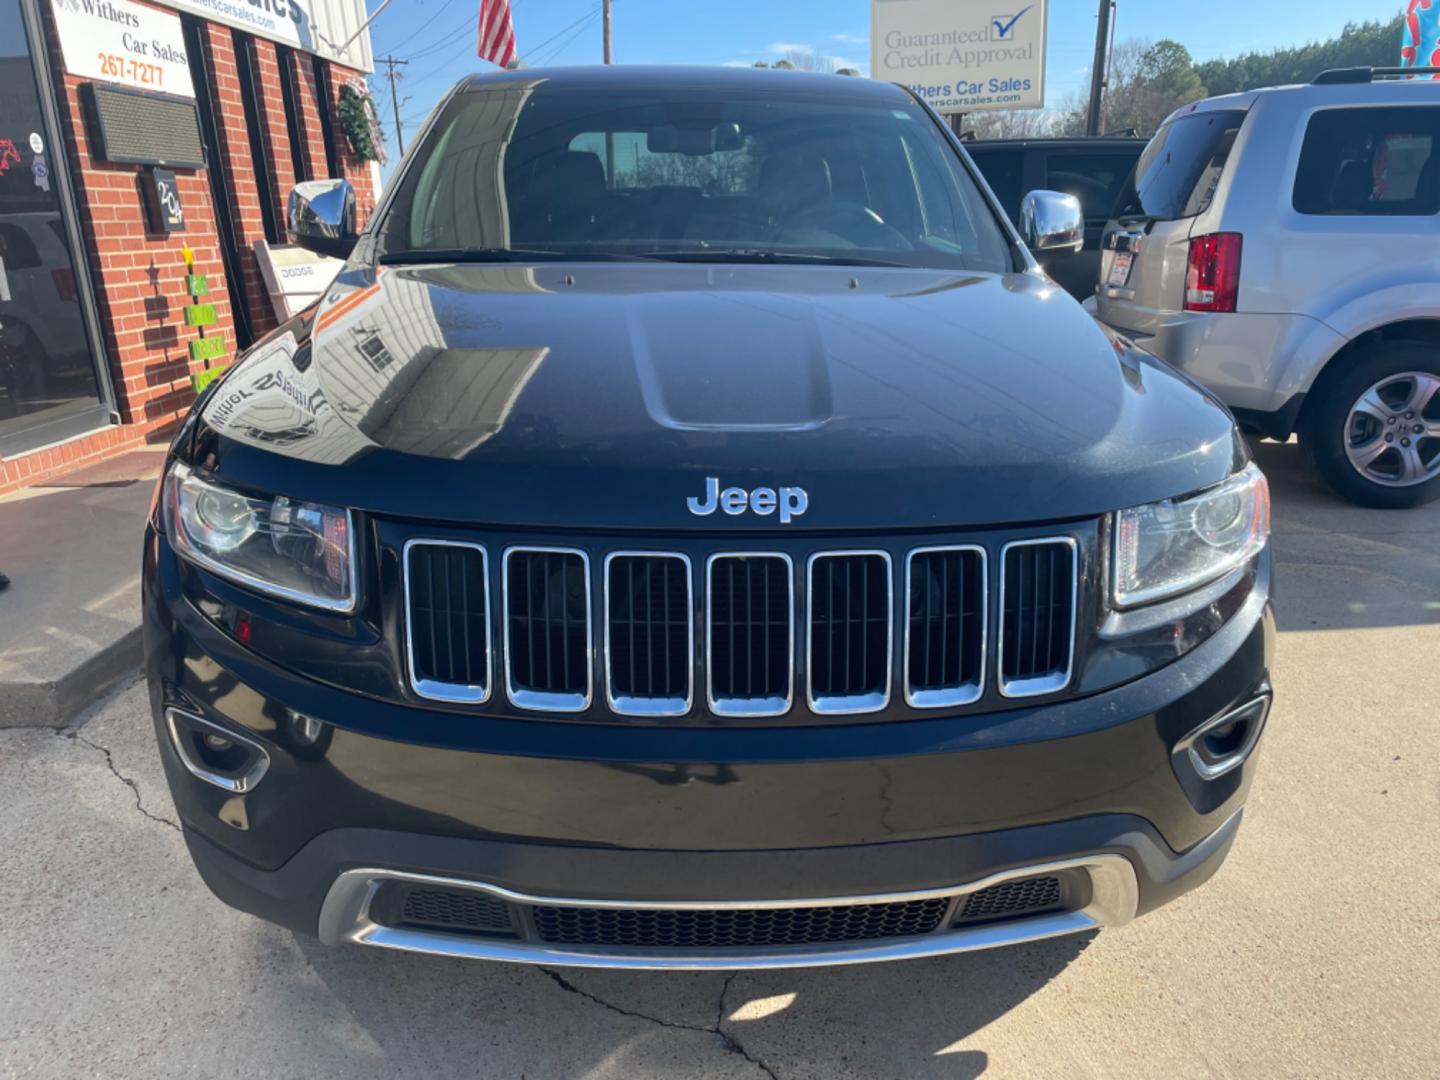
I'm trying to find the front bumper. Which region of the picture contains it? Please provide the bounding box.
[145,528,1274,968]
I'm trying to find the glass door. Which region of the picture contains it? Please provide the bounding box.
[0,0,109,455]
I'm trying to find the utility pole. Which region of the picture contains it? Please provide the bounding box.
[380,55,409,156]
[603,0,614,184]
[1085,0,1114,136]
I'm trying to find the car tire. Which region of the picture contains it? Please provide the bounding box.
[1302,341,1440,508]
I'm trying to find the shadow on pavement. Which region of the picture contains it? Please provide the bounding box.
[293,931,1093,1077]
[1252,440,1440,633]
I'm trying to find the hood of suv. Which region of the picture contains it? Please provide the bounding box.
[193,263,1243,530]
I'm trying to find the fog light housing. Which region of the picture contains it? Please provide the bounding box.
[165,708,270,793]
[1179,695,1270,780]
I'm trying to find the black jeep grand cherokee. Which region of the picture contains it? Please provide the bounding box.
[143,67,1273,969]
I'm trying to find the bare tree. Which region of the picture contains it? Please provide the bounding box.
[754,48,841,74]
[781,48,836,74]
[1057,39,1208,137]
[960,109,1057,139]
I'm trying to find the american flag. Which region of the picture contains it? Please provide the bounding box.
[477,0,517,68]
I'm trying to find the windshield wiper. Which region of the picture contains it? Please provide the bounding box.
[634,249,906,268]
[379,248,656,264]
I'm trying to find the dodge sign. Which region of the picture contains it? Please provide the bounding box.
[871,0,1048,114]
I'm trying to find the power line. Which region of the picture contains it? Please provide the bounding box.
[385,0,461,54]
[530,6,601,66]
[401,13,481,61]
[520,4,600,64]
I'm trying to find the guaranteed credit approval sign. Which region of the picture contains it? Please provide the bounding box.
[871,0,1047,114]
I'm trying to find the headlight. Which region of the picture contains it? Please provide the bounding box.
[164,463,356,611]
[1113,463,1269,608]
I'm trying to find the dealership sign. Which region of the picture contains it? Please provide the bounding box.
[871,0,1047,114]
[150,0,373,70]
[49,0,196,98]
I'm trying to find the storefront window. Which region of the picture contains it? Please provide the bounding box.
[0,0,106,454]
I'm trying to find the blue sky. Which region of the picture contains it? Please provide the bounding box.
[368,0,1409,167]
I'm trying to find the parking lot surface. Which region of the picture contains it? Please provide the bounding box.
[2,441,1437,1079]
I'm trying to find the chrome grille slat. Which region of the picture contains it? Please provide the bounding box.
[905,545,986,708]
[706,553,794,717]
[403,540,492,704]
[998,537,1078,699]
[807,551,892,715]
[605,552,693,716]
[503,547,592,712]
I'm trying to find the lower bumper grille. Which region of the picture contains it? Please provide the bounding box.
[953,875,1064,925]
[365,872,1079,949]
[530,898,949,949]
[324,856,1138,968]
[375,883,518,937]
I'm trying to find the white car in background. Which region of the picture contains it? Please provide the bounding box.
[1096,66,1440,507]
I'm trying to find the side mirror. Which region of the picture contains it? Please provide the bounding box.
[287,179,358,259]
[1019,190,1084,259]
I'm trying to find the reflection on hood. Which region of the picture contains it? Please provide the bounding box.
[204,270,547,465]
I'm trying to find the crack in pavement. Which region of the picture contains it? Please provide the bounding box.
[67,732,181,832]
[539,968,779,1079]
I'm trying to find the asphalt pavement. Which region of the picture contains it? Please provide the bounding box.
[1,439,1437,1079]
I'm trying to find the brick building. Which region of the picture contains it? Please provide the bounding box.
[0,0,378,494]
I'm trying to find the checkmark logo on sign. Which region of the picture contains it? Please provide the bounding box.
[992,5,1032,40]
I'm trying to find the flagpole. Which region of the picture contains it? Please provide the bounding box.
[602,0,612,63]
[336,0,394,57]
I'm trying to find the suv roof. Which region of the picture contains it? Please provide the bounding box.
[1162,70,1440,126]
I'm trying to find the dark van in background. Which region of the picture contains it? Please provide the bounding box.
[967,136,1146,300]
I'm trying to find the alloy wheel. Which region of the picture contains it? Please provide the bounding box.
[1343,370,1440,487]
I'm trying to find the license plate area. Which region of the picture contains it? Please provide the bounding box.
[1106,251,1134,287]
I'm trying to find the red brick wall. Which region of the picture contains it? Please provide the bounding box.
[1,4,378,497]
[287,52,330,181]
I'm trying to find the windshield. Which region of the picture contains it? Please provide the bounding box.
[379,81,1014,272]
[1117,108,1247,221]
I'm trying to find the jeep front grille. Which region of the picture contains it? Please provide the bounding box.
[807,552,892,713]
[905,546,986,708]
[401,533,1084,718]
[706,554,793,716]
[605,553,693,716]
[403,540,491,703]
[998,538,1077,697]
[503,547,592,711]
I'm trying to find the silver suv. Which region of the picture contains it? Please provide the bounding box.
[1096,67,1440,507]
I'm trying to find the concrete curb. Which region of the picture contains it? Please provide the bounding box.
[0,626,144,729]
